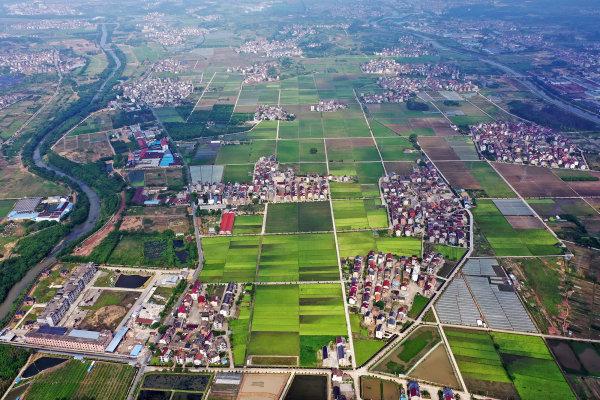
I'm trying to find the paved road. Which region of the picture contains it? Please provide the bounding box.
[0,23,119,321]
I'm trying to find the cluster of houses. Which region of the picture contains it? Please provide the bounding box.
[380,161,469,247]
[155,281,237,367]
[360,61,477,103]
[37,263,97,327]
[154,58,184,74]
[229,62,279,84]
[0,93,26,110]
[10,19,93,31]
[116,77,193,109]
[470,122,588,169]
[138,13,207,46]
[5,1,80,16]
[375,36,436,58]
[362,77,424,104]
[346,252,441,339]
[0,49,84,75]
[236,39,302,58]
[254,105,295,121]
[321,336,352,368]
[126,127,181,169]
[6,196,73,222]
[310,100,348,112]
[193,155,329,207]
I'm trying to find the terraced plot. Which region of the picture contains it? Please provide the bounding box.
[257,233,338,282]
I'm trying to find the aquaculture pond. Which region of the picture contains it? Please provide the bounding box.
[284,375,327,400]
[21,357,66,378]
[115,274,149,289]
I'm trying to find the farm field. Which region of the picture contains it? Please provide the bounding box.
[246,284,348,366]
[472,200,561,256]
[233,214,263,235]
[201,235,260,282]
[0,199,15,218]
[350,314,386,366]
[332,198,388,230]
[337,231,422,258]
[21,360,136,400]
[445,328,575,399]
[436,161,516,198]
[372,326,441,375]
[104,232,197,268]
[257,233,338,282]
[265,201,332,233]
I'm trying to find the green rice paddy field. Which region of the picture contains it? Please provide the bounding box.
[246,284,348,366]
[22,360,135,400]
[265,201,332,233]
[473,200,561,256]
[445,328,574,400]
[333,198,388,230]
[258,233,338,282]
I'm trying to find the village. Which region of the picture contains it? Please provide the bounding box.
[0,49,85,75]
[254,104,295,121]
[380,161,469,247]
[138,12,208,46]
[153,281,237,367]
[193,155,329,208]
[236,38,302,58]
[115,77,194,110]
[229,62,279,84]
[346,251,443,340]
[470,121,588,169]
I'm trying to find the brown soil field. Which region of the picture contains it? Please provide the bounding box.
[565,243,600,282]
[419,137,460,161]
[585,197,600,211]
[79,304,128,331]
[237,373,289,400]
[578,346,600,373]
[561,171,600,197]
[381,381,400,400]
[409,117,456,136]
[387,124,412,135]
[567,278,600,340]
[436,161,480,189]
[384,162,415,177]
[360,377,382,400]
[50,38,98,53]
[493,163,577,198]
[547,339,584,373]
[464,378,519,400]
[505,215,545,229]
[326,137,376,150]
[54,131,114,163]
[120,214,190,234]
[409,344,460,389]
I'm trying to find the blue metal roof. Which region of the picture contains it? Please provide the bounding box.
[130,344,143,357]
[68,330,100,340]
[105,327,129,353]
